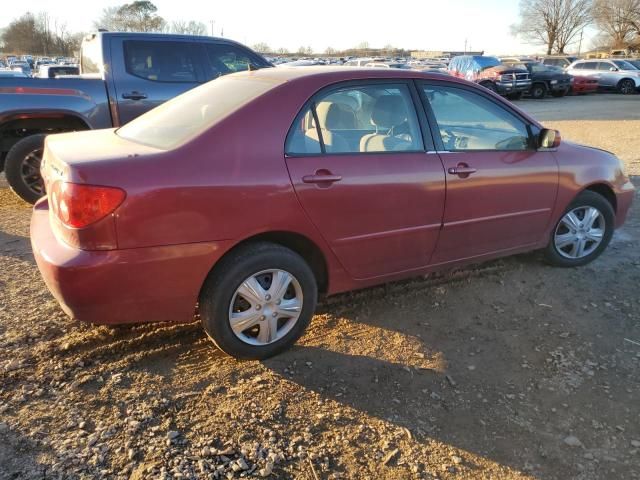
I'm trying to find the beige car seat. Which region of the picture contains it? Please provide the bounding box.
[360,96,412,152]
[306,101,357,152]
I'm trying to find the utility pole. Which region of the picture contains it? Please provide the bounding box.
[210,20,215,37]
[464,38,467,54]
[578,28,584,55]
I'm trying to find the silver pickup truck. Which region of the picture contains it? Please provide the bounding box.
[0,32,271,202]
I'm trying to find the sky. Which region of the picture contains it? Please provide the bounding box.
[2,0,595,55]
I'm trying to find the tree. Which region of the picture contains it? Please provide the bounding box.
[93,1,165,32]
[170,20,207,36]
[252,42,271,53]
[512,0,593,54]
[325,46,336,55]
[592,0,640,48]
[1,12,82,56]
[277,47,289,54]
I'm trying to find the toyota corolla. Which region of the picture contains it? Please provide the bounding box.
[31,67,634,359]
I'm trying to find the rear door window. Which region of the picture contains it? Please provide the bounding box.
[124,40,203,82]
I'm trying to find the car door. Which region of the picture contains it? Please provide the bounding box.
[111,37,206,125]
[418,82,558,265]
[285,81,446,279]
[597,61,616,87]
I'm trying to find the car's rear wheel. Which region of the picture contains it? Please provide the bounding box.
[4,134,47,204]
[544,191,614,267]
[618,79,636,95]
[199,242,317,360]
[530,83,547,99]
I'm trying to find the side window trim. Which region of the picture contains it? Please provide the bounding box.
[416,80,536,152]
[285,79,427,157]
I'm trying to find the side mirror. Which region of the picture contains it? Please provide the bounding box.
[609,67,618,71]
[539,129,561,149]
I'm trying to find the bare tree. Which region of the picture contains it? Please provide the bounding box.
[93,1,165,32]
[512,0,593,54]
[592,0,640,48]
[277,47,289,55]
[170,20,207,36]
[1,12,82,55]
[325,46,336,55]
[252,42,271,53]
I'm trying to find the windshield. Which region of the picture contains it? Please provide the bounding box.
[613,60,637,70]
[117,74,281,149]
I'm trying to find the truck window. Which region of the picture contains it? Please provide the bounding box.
[124,40,199,82]
[81,36,102,74]
[204,43,270,80]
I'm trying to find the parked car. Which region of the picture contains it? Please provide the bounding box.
[0,69,28,78]
[448,55,531,99]
[0,31,272,203]
[31,67,634,359]
[502,60,572,98]
[566,59,640,94]
[542,56,579,70]
[570,75,599,95]
[35,65,80,78]
[627,59,640,70]
[10,61,32,76]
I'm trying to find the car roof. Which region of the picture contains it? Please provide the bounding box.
[234,65,458,83]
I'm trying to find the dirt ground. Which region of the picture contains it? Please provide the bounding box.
[1,97,639,480]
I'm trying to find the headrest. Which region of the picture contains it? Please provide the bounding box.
[371,95,407,129]
[315,101,356,130]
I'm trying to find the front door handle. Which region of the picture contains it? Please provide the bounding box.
[302,174,342,183]
[447,164,477,177]
[122,91,147,100]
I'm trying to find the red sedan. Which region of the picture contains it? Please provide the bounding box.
[31,67,634,359]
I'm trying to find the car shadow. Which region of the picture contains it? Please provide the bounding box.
[0,229,34,265]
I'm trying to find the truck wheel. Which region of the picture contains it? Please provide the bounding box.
[551,88,568,98]
[618,79,636,95]
[4,134,47,204]
[530,83,547,99]
[480,81,497,93]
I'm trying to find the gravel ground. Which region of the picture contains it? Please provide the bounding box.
[1,98,640,480]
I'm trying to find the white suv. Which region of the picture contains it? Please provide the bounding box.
[566,59,640,94]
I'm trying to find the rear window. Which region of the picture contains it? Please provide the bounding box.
[116,74,280,149]
[124,40,200,82]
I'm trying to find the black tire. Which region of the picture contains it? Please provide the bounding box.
[199,242,318,360]
[4,134,47,204]
[507,92,523,100]
[551,88,568,98]
[480,81,497,92]
[530,83,547,99]
[544,191,615,268]
[618,79,636,95]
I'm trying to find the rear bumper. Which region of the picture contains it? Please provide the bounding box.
[31,198,232,325]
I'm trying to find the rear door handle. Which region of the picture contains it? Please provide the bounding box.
[302,174,342,184]
[447,166,477,176]
[122,91,147,100]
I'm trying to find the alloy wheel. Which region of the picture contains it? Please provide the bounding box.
[20,148,45,196]
[228,269,303,346]
[554,206,605,259]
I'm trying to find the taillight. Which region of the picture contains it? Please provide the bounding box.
[50,181,126,228]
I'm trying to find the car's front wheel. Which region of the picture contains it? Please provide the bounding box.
[544,191,614,267]
[199,242,317,360]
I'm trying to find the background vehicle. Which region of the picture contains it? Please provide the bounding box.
[35,65,80,78]
[542,56,578,69]
[0,69,28,78]
[502,60,572,98]
[566,59,640,95]
[10,61,32,76]
[0,31,271,203]
[31,68,634,359]
[448,55,531,99]
[570,76,599,95]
